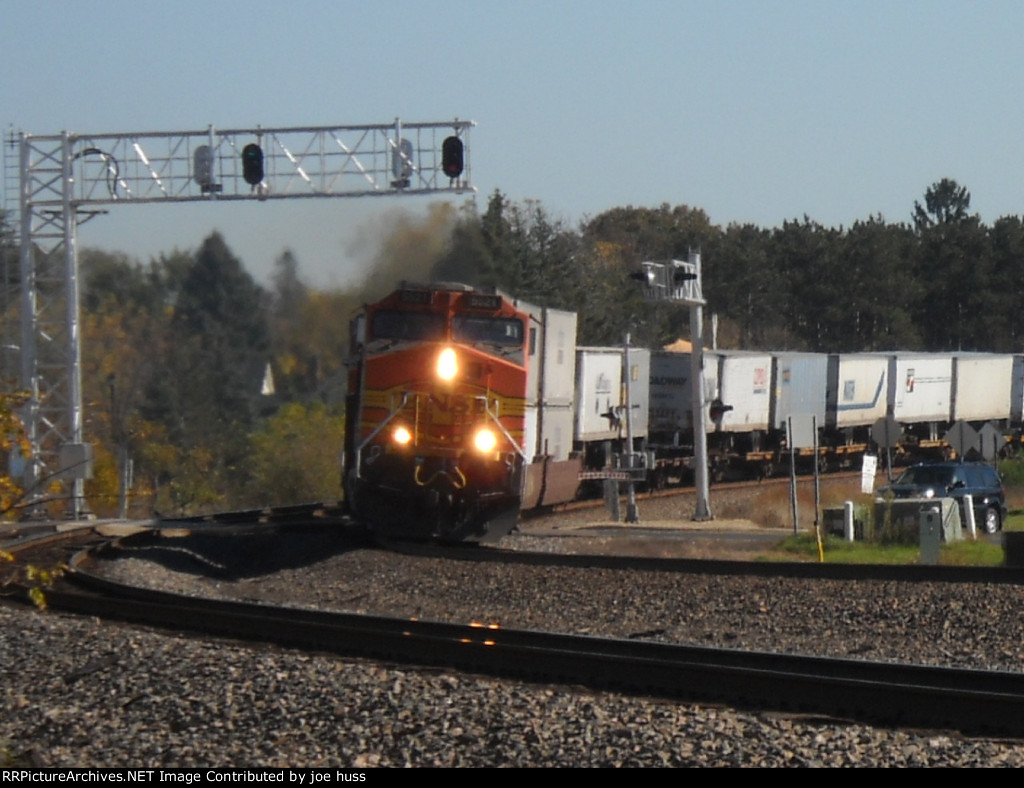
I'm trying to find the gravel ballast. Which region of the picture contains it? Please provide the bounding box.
[3,602,1024,768]
[4,514,1024,767]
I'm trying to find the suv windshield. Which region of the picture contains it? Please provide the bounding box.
[894,466,958,488]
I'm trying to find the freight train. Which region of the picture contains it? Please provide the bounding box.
[343,282,1023,541]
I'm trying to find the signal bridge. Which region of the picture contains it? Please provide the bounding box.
[24,120,474,205]
[9,118,474,517]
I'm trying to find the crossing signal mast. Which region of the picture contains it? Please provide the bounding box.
[630,253,713,522]
[12,118,475,517]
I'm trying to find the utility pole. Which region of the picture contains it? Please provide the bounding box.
[623,333,639,523]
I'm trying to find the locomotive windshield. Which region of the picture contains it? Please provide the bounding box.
[371,310,445,341]
[452,316,524,346]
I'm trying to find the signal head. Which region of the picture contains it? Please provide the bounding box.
[441,136,464,179]
[629,269,657,287]
[241,143,265,186]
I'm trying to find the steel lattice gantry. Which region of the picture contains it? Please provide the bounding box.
[16,120,474,517]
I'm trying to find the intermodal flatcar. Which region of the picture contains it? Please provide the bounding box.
[344,283,1024,541]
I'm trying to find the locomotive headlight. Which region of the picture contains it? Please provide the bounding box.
[473,427,498,453]
[437,347,458,381]
[393,425,413,445]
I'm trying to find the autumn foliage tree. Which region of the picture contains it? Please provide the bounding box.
[0,392,29,517]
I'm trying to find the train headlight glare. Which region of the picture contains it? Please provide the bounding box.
[393,426,413,445]
[473,428,498,453]
[437,347,458,380]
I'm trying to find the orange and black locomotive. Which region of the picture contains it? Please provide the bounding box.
[343,283,532,541]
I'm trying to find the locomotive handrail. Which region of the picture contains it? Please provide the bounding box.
[354,391,411,478]
[477,395,528,460]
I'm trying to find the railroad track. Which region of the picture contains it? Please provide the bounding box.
[4,520,1020,739]
[155,500,352,528]
[526,468,865,514]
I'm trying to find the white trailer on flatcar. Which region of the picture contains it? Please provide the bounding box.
[826,353,889,431]
[515,301,579,508]
[887,353,954,426]
[574,347,650,443]
[951,353,1014,424]
[771,352,829,430]
[648,350,717,438]
[712,351,772,433]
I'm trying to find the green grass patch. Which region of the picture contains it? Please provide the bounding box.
[768,532,1006,566]
[940,538,1007,566]
[1002,510,1024,532]
[998,458,1024,491]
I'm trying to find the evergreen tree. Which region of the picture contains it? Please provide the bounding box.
[144,232,270,469]
[912,180,988,349]
[837,218,920,350]
[268,249,316,400]
[913,178,973,231]
[578,204,719,347]
[703,223,781,349]
[983,216,1024,351]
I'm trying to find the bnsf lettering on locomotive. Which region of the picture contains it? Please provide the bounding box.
[651,376,688,386]
[429,394,485,414]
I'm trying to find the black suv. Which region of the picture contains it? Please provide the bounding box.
[876,461,1007,534]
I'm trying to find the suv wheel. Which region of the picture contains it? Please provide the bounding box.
[984,506,1001,535]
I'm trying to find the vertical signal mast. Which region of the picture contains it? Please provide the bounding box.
[14,119,475,517]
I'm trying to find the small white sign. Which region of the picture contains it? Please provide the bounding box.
[787,413,817,449]
[861,454,878,494]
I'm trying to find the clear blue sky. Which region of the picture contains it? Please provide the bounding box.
[3,0,1023,288]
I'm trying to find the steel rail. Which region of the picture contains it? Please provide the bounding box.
[100,515,1024,585]
[155,500,351,527]
[382,534,1024,585]
[42,541,1024,739]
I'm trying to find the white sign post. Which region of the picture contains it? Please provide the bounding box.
[861,454,878,495]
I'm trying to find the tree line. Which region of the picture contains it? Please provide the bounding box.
[436,178,1024,354]
[1,177,1022,514]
